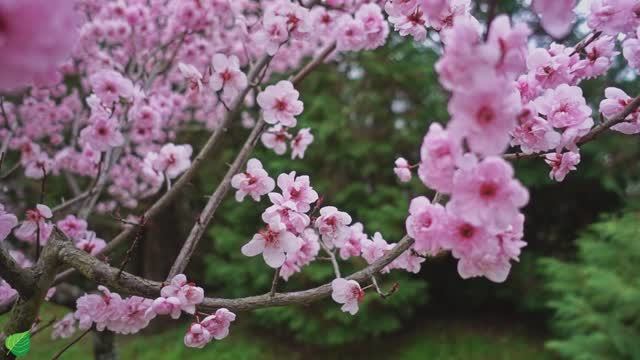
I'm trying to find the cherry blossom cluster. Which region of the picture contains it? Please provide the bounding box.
[234,161,427,312]
[389,0,640,283]
[52,274,235,348]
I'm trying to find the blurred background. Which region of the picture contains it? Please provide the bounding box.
[3,0,640,359]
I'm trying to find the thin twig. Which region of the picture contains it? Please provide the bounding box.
[50,328,91,360]
[269,267,281,297]
[319,241,341,278]
[31,317,56,337]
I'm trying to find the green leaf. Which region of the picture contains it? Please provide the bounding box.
[4,331,31,357]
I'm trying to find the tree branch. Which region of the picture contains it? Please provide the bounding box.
[0,244,35,298]
[504,95,640,160]
[53,231,413,312]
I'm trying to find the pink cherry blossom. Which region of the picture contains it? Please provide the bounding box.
[418,123,461,193]
[449,156,529,233]
[276,171,318,213]
[0,280,17,306]
[448,76,521,156]
[331,278,364,315]
[532,0,576,39]
[160,274,204,314]
[281,228,320,280]
[147,297,182,320]
[52,313,77,340]
[355,4,389,50]
[315,206,353,248]
[573,35,618,79]
[75,231,107,256]
[391,248,426,273]
[145,144,193,179]
[405,196,447,255]
[291,128,314,159]
[89,69,134,104]
[394,157,412,183]
[526,47,575,90]
[336,16,367,52]
[80,115,125,152]
[385,3,428,42]
[510,103,561,154]
[443,213,494,260]
[201,308,236,340]
[24,153,53,180]
[178,63,204,96]
[534,84,593,148]
[14,204,53,243]
[75,286,124,331]
[622,36,640,71]
[0,0,77,90]
[257,80,303,128]
[0,204,18,241]
[339,223,366,260]
[241,218,301,268]
[486,15,531,78]
[231,159,275,202]
[262,193,310,234]
[57,215,88,240]
[587,0,640,35]
[361,232,393,265]
[210,54,248,98]
[600,87,640,134]
[261,125,290,155]
[109,296,154,335]
[184,323,211,348]
[545,151,580,182]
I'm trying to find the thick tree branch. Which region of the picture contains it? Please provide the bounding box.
[53,231,413,312]
[504,95,640,160]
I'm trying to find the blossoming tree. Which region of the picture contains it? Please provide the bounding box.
[0,0,639,358]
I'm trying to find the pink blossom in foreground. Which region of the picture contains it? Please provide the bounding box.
[622,35,640,71]
[405,196,447,255]
[336,16,367,52]
[587,0,640,35]
[276,171,318,213]
[201,308,236,340]
[109,296,154,335]
[89,69,134,104]
[385,2,428,42]
[14,204,53,243]
[0,0,77,90]
[241,218,301,268]
[261,125,290,155]
[147,297,182,320]
[52,313,77,340]
[145,144,193,179]
[394,157,412,183]
[291,128,314,159]
[355,4,389,50]
[79,115,125,152]
[572,35,618,79]
[361,232,393,265]
[178,63,204,97]
[510,103,561,154]
[210,54,247,99]
[486,15,531,78]
[331,278,364,315]
[391,248,426,273]
[281,228,320,280]
[315,206,353,248]
[57,215,88,241]
[443,213,493,260]
[339,223,366,260]
[0,204,18,241]
[0,280,17,306]
[160,274,204,315]
[262,193,310,234]
[184,323,211,348]
[448,76,521,156]
[75,231,107,256]
[600,87,640,134]
[418,123,461,193]
[449,156,529,233]
[257,80,303,128]
[526,47,574,90]
[545,151,581,182]
[75,286,124,332]
[532,0,576,39]
[231,159,275,202]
